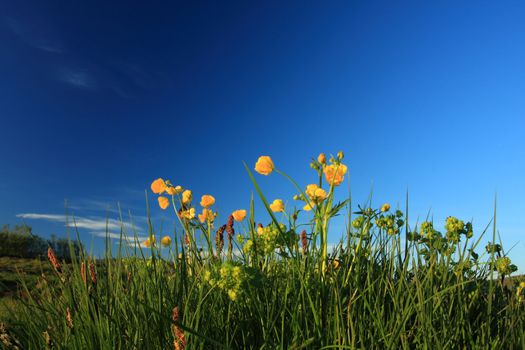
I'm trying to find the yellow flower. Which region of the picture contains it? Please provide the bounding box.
[317,153,326,164]
[381,203,391,212]
[182,190,192,204]
[180,208,196,220]
[332,259,341,269]
[158,196,170,210]
[305,184,327,203]
[323,163,348,186]
[143,235,155,247]
[303,201,315,211]
[151,178,167,194]
[198,208,215,223]
[166,185,183,195]
[337,151,344,160]
[232,209,247,222]
[200,195,215,208]
[269,199,284,212]
[161,236,172,247]
[227,289,238,301]
[255,156,274,175]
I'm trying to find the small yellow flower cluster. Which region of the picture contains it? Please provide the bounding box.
[243,223,292,256]
[203,262,251,302]
[420,221,438,240]
[495,256,512,275]
[375,208,404,235]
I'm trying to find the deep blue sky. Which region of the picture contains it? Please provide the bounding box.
[1,1,524,268]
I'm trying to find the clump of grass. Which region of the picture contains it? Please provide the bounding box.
[3,152,525,349]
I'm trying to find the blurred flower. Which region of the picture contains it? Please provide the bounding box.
[182,190,192,204]
[317,153,326,164]
[381,203,391,212]
[232,209,247,222]
[337,151,344,160]
[181,208,196,220]
[200,195,215,208]
[166,185,183,195]
[151,178,167,194]
[269,199,285,212]
[161,236,172,247]
[255,156,274,175]
[158,196,170,210]
[303,201,315,211]
[198,208,215,223]
[323,163,348,186]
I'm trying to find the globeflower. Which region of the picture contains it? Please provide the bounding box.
[200,195,215,208]
[151,178,167,194]
[161,236,172,247]
[381,203,391,212]
[255,156,274,175]
[323,163,348,186]
[303,201,315,211]
[317,153,326,164]
[144,235,156,247]
[269,199,285,212]
[232,209,247,222]
[305,184,327,203]
[182,190,192,204]
[158,196,170,210]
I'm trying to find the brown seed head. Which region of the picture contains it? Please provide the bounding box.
[66,308,73,329]
[215,225,226,256]
[80,262,87,285]
[89,262,97,285]
[301,230,308,253]
[47,247,62,273]
[226,215,235,237]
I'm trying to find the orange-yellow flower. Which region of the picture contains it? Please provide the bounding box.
[143,235,155,247]
[255,156,274,175]
[182,190,192,204]
[166,185,183,195]
[232,209,247,222]
[158,196,170,209]
[200,195,215,208]
[198,208,215,223]
[151,178,167,194]
[269,199,285,212]
[161,236,172,247]
[317,153,326,164]
[303,201,315,211]
[381,203,391,212]
[180,208,195,220]
[305,184,327,203]
[323,163,348,186]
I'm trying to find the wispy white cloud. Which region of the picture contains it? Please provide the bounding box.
[57,68,97,89]
[90,231,147,241]
[4,17,64,54]
[17,213,121,231]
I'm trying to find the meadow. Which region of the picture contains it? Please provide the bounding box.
[1,152,524,349]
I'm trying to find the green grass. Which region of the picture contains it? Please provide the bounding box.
[1,154,524,349]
